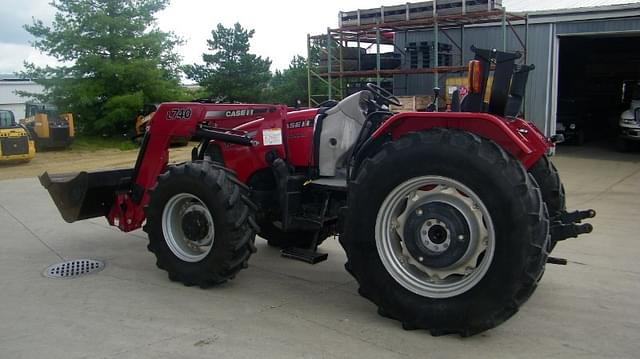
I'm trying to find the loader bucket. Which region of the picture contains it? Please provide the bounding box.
[39,169,134,223]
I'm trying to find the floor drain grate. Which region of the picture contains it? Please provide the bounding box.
[44,259,105,279]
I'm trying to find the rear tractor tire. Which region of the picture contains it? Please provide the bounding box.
[529,155,566,252]
[144,161,259,287]
[341,129,549,336]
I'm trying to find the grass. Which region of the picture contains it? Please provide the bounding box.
[70,135,139,152]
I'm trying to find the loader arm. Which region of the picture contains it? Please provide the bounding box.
[40,103,289,232]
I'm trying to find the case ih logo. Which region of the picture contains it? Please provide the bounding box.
[205,108,270,120]
[167,108,192,120]
[287,119,314,129]
[226,109,254,117]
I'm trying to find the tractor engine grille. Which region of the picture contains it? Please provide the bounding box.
[1,136,29,156]
[50,126,70,142]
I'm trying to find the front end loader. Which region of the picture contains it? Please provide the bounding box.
[40,47,595,336]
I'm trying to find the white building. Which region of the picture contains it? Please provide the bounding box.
[0,75,44,120]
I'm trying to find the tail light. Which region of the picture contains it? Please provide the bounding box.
[468,60,482,94]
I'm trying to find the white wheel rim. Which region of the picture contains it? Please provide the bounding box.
[162,193,215,262]
[375,176,495,298]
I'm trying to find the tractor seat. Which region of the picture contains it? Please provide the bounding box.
[316,91,373,178]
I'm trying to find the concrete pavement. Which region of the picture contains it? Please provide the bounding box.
[0,143,639,358]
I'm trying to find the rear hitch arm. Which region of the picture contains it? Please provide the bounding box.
[556,209,596,225]
[551,222,593,242]
[550,208,596,243]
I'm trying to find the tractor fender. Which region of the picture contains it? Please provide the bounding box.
[369,112,551,169]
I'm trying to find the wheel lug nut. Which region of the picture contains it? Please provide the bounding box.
[418,256,424,262]
[458,235,465,241]
[416,209,423,216]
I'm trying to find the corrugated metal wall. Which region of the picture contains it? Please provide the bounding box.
[394,15,640,134]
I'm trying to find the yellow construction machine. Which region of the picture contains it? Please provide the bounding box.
[22,103,74,150]
[0,109,35,163]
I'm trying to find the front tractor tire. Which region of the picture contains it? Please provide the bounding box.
[144,161,258,287]
[341,129,549,336]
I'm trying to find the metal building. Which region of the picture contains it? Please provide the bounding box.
[0,75,44,120]
[394,1,640,136]
[310,0,640,139]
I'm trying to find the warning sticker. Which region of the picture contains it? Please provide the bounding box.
[262,128,283,146]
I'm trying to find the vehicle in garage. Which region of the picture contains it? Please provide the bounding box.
[40,48,595,336]
[558,33,640,149]
[618,80,640,151]
[555,97,592,145]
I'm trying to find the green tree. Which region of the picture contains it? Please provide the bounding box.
[184,23,272,103]
[266,55,309,107]
[21,0,185,135]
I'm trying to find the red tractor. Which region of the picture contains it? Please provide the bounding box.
[40,48,594,336]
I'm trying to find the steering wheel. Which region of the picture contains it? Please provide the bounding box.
[366,83,402,107]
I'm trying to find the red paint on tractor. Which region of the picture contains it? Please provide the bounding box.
[79,103,549,233]
[371,112,550,169]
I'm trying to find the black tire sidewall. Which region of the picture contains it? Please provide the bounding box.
[145,164,252,284]
[345,132,543,330]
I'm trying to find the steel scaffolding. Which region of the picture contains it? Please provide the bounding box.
[307,7,527,107]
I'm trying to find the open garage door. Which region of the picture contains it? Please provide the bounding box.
[556,33,640,148]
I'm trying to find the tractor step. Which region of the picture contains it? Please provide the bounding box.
[281,247,328,264]
[309,177,347,191]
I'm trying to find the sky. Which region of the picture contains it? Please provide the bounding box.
[1,0,639,75]
[0,0,403,75]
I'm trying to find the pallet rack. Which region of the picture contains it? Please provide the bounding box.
[307,2,527,107]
